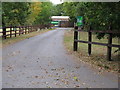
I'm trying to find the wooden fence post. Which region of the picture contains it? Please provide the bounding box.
[107,33,112,61]
[29,26,31,33]
[3,26,6,39]
[19,27,21,36]
[20,27,22,34]
[23,27,25,34]
[10,27,12,38]
[24,27,25,34]
[88,26,92,55]
[28,26,30,33]
[73,26,78,51]
[25,26,27,34]
[107,26,112,61]
[21,26,24,34]
[14,26,17,37]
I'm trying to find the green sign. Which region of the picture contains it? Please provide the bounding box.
[51,21,59,25]
[77,16,83,26]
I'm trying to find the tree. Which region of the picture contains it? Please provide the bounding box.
[34,2,54,25]
[61,2,120,39]
[2,2,30,26]
[52,4,64,16]
[62,2,77,22]
[26,2,42,25]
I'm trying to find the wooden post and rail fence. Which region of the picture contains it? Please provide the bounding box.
[0,24,51,39]
[73,26,120,61]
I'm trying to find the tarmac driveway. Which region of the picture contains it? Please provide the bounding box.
[2,28,118,88]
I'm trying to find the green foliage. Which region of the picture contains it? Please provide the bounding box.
[2,2,53,26]
[0,2,2,27]
[52,4,64,16]
[26,2,42,25]
[2,2,30,26]
[62,2,77,22]
[2,2,120,39]
[62,2,120,39]
[34,2,53,25]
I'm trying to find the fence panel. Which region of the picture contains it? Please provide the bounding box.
[73,26,120,61]
[0,24,50,39]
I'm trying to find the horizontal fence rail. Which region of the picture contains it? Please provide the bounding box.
[77,29,120,34]
[73,26,120,61]
[0,24,51,39]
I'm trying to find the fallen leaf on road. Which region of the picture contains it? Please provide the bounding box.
[35,76,39,78]
[37,82,40,84]
[48,74,52,77]
[74,85,80,88]
[61,79,69,85]
[7,65,14,70]
[73,77,78,81]
[64,76,69,79]
[82,83,86,85]
[56,73,58,75]
[12,85,14,87]
[57,67,64,71]
[75,66,80,69]
[65,81,69,85]
[54,78,59,81]
[8,66,12,69]
[31,81,36,85]
[51,69,56,71]
[46,86,52,88]
[6,70,9,72]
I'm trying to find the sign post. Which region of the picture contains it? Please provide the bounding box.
[77,16,83,26]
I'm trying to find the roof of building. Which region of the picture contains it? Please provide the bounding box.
[51,16,69,19]
[51,16,70,21]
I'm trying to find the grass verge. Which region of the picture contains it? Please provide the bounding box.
[64,29,120,74]
[0,28,53,48]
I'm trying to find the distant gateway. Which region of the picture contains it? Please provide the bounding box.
[51,16,73,27]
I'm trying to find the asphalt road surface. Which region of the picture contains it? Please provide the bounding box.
[2,28,118,88]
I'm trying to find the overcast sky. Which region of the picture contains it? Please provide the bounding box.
[50,0,63,4]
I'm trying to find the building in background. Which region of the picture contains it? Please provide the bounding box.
[51,16,74,27]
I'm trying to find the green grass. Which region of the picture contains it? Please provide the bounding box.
[64,29,119,73]
[78,32,119,59]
